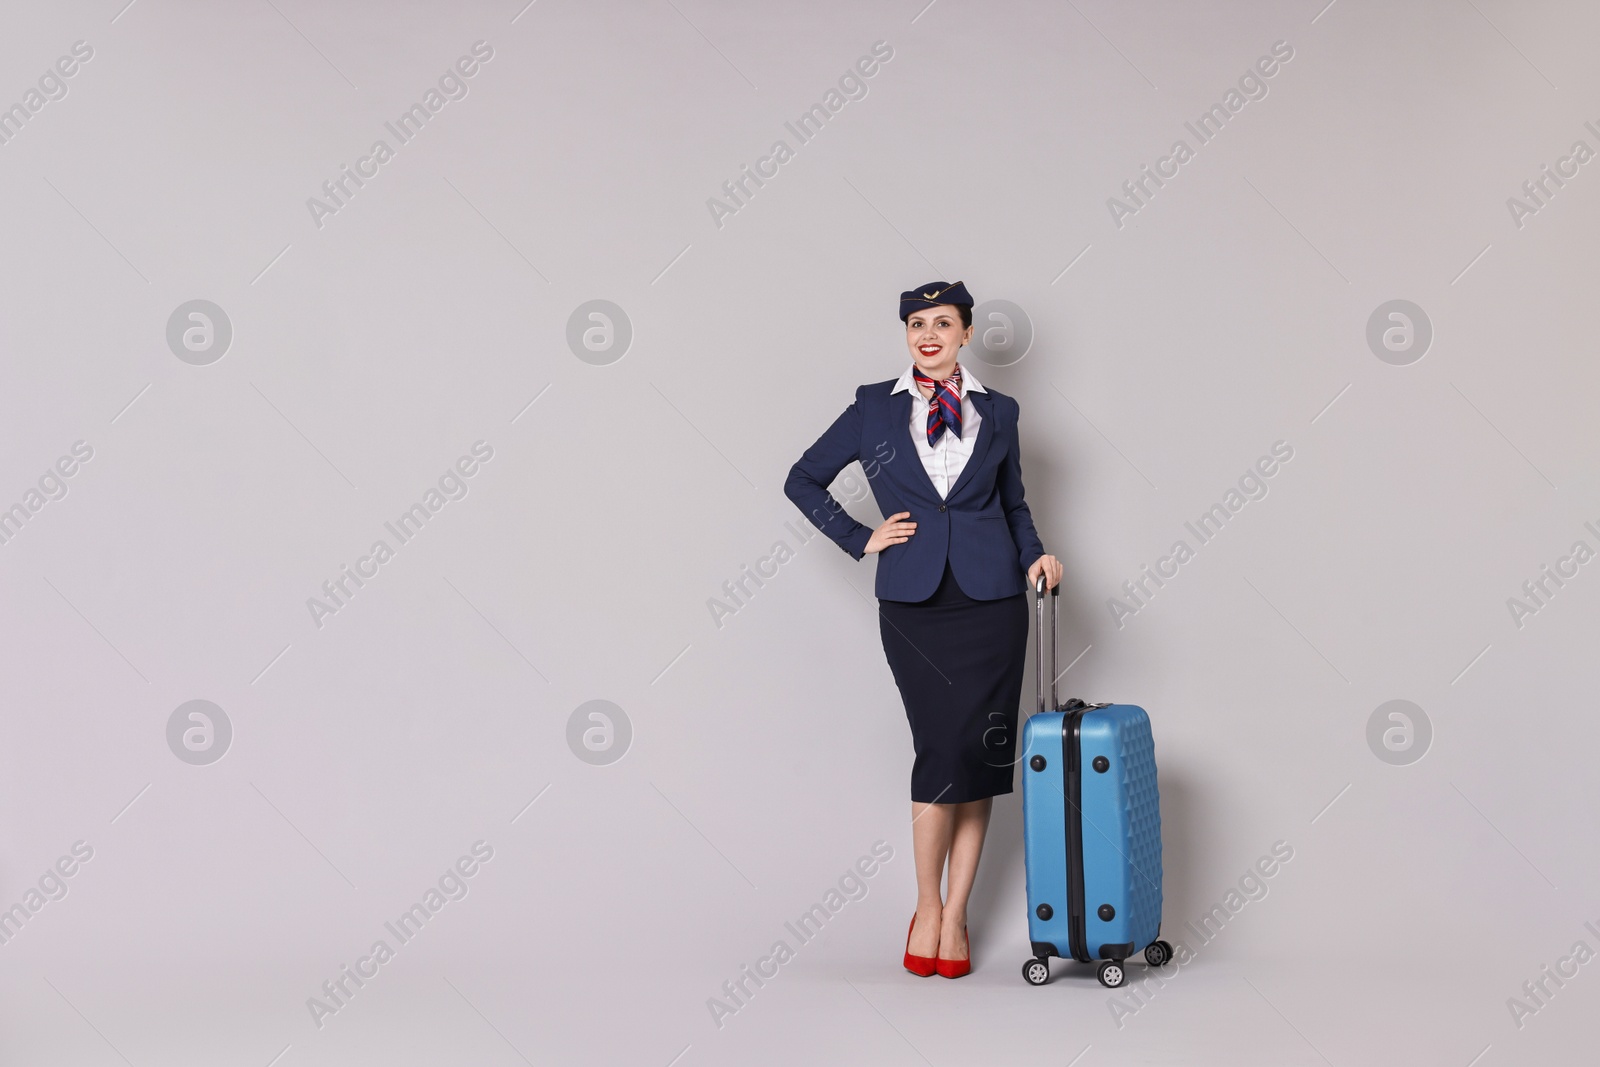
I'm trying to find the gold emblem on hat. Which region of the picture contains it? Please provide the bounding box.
[917,280,962,302]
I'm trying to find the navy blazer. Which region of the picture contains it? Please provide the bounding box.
[784,378,1047,602]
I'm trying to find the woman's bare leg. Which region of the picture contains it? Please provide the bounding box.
[908,800,954,957]
[938,797,993,959]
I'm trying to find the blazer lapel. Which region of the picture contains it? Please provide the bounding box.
[946,390,994,501]
[892,387,942,499]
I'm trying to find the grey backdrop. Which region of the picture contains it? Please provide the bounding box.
[2,0,1597,1064]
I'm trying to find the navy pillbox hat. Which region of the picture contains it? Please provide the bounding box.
[899,280,973,321]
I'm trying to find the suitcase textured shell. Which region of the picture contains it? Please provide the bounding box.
[1022,703,1163,961]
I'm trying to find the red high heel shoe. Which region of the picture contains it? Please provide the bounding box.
[935,925,970,978]
[903,913,937,977]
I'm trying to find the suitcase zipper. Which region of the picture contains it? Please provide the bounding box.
[1062,706,1089,963]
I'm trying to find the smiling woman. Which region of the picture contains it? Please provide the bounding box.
[784,279,1062,980]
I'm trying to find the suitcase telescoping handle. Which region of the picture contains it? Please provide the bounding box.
[1033,574,1059,715]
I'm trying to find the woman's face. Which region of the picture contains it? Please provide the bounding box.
[905,305,972,382]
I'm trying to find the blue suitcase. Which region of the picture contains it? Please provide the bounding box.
[1020,580,1169,988]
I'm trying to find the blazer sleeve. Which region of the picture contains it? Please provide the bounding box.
[998,396,1047,574]
[783,386,875,561]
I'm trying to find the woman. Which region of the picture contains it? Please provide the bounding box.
[783,280,1062,979]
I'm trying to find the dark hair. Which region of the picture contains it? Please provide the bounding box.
[904,304,972,329]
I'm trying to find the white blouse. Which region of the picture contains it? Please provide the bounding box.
[889,363,986,499]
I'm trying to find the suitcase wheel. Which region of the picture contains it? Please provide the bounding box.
[1144,940,1172,967]
[1022,958,1051,986]
[1097,960,1126,988]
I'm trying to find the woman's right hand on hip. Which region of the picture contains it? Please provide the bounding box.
[865,511,916,554]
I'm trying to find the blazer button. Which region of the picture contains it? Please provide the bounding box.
[938,504,946,512]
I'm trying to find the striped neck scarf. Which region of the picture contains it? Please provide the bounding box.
[911,365,962,445]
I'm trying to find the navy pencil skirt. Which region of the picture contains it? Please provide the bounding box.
[878,559,1030,804]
